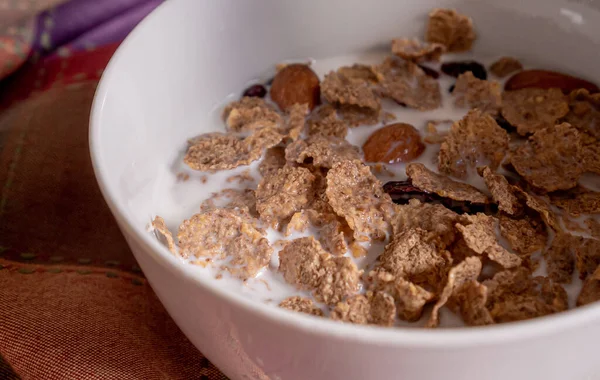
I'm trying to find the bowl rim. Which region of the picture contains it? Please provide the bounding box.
[89,0,600,348]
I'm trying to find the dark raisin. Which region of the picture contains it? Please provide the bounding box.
[494,115,516,133]
[418,64,440,79]
[242,84,267,98]
[383,180,498,215]
[449,84,455,93]
[441,61,487,80]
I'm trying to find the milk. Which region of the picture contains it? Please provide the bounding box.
[151,51,600,326]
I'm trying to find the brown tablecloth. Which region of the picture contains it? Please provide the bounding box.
[0,82,227,379]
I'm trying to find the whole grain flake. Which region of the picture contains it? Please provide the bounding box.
[427,256,483,327]
[438,110,509,179]
[151,216,177,255]
[326,160,392,241]
[407,163,489,204]
[376,228,452,293]
[426,8,476,52]
[373,57,442,111]
[222,96,283,132]
[509,123,583,192]
[278,237,360,305]
[501,88,569,136]
[255,165,315,227]
[285,135,361,169]
[177,209,272,279]
[331,291,396,326]
[453,71,502,115]
[367,270,435,322]
[391,38,446,62]
[307,104,349,138]
[279,296,324,316]
[456,213,522,268]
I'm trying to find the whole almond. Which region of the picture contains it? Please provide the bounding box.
[270,64,321,111]
[363,123,425,163]
[505,70,599,94]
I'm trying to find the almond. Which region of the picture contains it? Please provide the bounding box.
[270,64,321,111]
[505,70,599,94]
[362,123,425,163]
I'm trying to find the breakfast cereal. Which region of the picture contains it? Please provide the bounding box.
[153,7,600,329]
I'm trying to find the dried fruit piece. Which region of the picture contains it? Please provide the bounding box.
[574,237,600,280]
[178,209,272,279]
[418,65,440,79]
[438,110,509,179]
[479,167,520,215]
[222,97,282,132]
[331,291,396,326]
[501,88,569,135]
[544,233,576,284]
[255,166,315,227]
[577,266,600,307]
[456,214,522,268]
[489,57,523,78]
[279,296,323,316]
[242,84,267,98]
[367,270,434,322]
[505,70,599,94]
[373,57,441,111]
[427,257,483,327]
[453,71,501,115]
[285,135,361,169]
[362,123,425,163]
[377,228,452,292]
[185,129,284,171]
[549,186,600,217]
[391,38,445,62]
[270,64,321,111]
[441,60,487,80]
[407,163,489,204]
[509,123,583,192]
[151,216,176,254]
[326,160,392,241]
[426,8,476,52]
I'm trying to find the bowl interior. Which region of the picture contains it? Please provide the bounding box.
[91,0,600,337]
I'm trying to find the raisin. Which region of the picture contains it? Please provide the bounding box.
[494,115,516,133]
[363,123,425,163]
[441,61,487,80]
[418,64,440,79]
[242,84,267,98]
[383,180,498,215]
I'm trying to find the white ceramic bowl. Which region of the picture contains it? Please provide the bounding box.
[90,0,600,379]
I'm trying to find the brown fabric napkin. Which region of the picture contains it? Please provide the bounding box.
[0,82,228,379]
